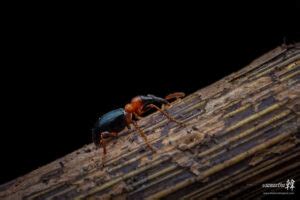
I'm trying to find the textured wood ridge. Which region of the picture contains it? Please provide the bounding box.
[1,44,300,199]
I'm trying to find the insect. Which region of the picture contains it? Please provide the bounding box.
[92,92,185,158]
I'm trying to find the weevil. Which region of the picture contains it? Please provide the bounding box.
[92,92,185,159]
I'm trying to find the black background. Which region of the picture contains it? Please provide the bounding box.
[1,5,299,185]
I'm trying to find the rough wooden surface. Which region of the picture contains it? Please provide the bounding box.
[1,43,300,200]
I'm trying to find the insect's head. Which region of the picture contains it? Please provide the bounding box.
[125,96,143,113]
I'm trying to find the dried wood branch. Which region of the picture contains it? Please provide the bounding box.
[1,43,300,200]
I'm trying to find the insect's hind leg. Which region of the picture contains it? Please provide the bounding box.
[100,131,118,166]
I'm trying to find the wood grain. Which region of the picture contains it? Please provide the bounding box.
[1,43,299,200]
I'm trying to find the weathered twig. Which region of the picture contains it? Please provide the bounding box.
[1,43,300,200]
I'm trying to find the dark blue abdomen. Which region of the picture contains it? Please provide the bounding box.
[96,108,127,133]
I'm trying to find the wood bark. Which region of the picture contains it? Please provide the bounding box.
[1,43,300,199]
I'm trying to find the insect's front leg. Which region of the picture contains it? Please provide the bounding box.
[165,92,185,100]
[146,104,186,127]
[163,92,185,109]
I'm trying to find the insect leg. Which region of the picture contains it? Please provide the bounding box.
[165,92,185,100]
[146,104,186,127]
[110,132,118,137]
[134,112,143,120]
[162,92,185,110]
[132,121,156,153]
[100,132,118,166]
[100,134,107,155]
